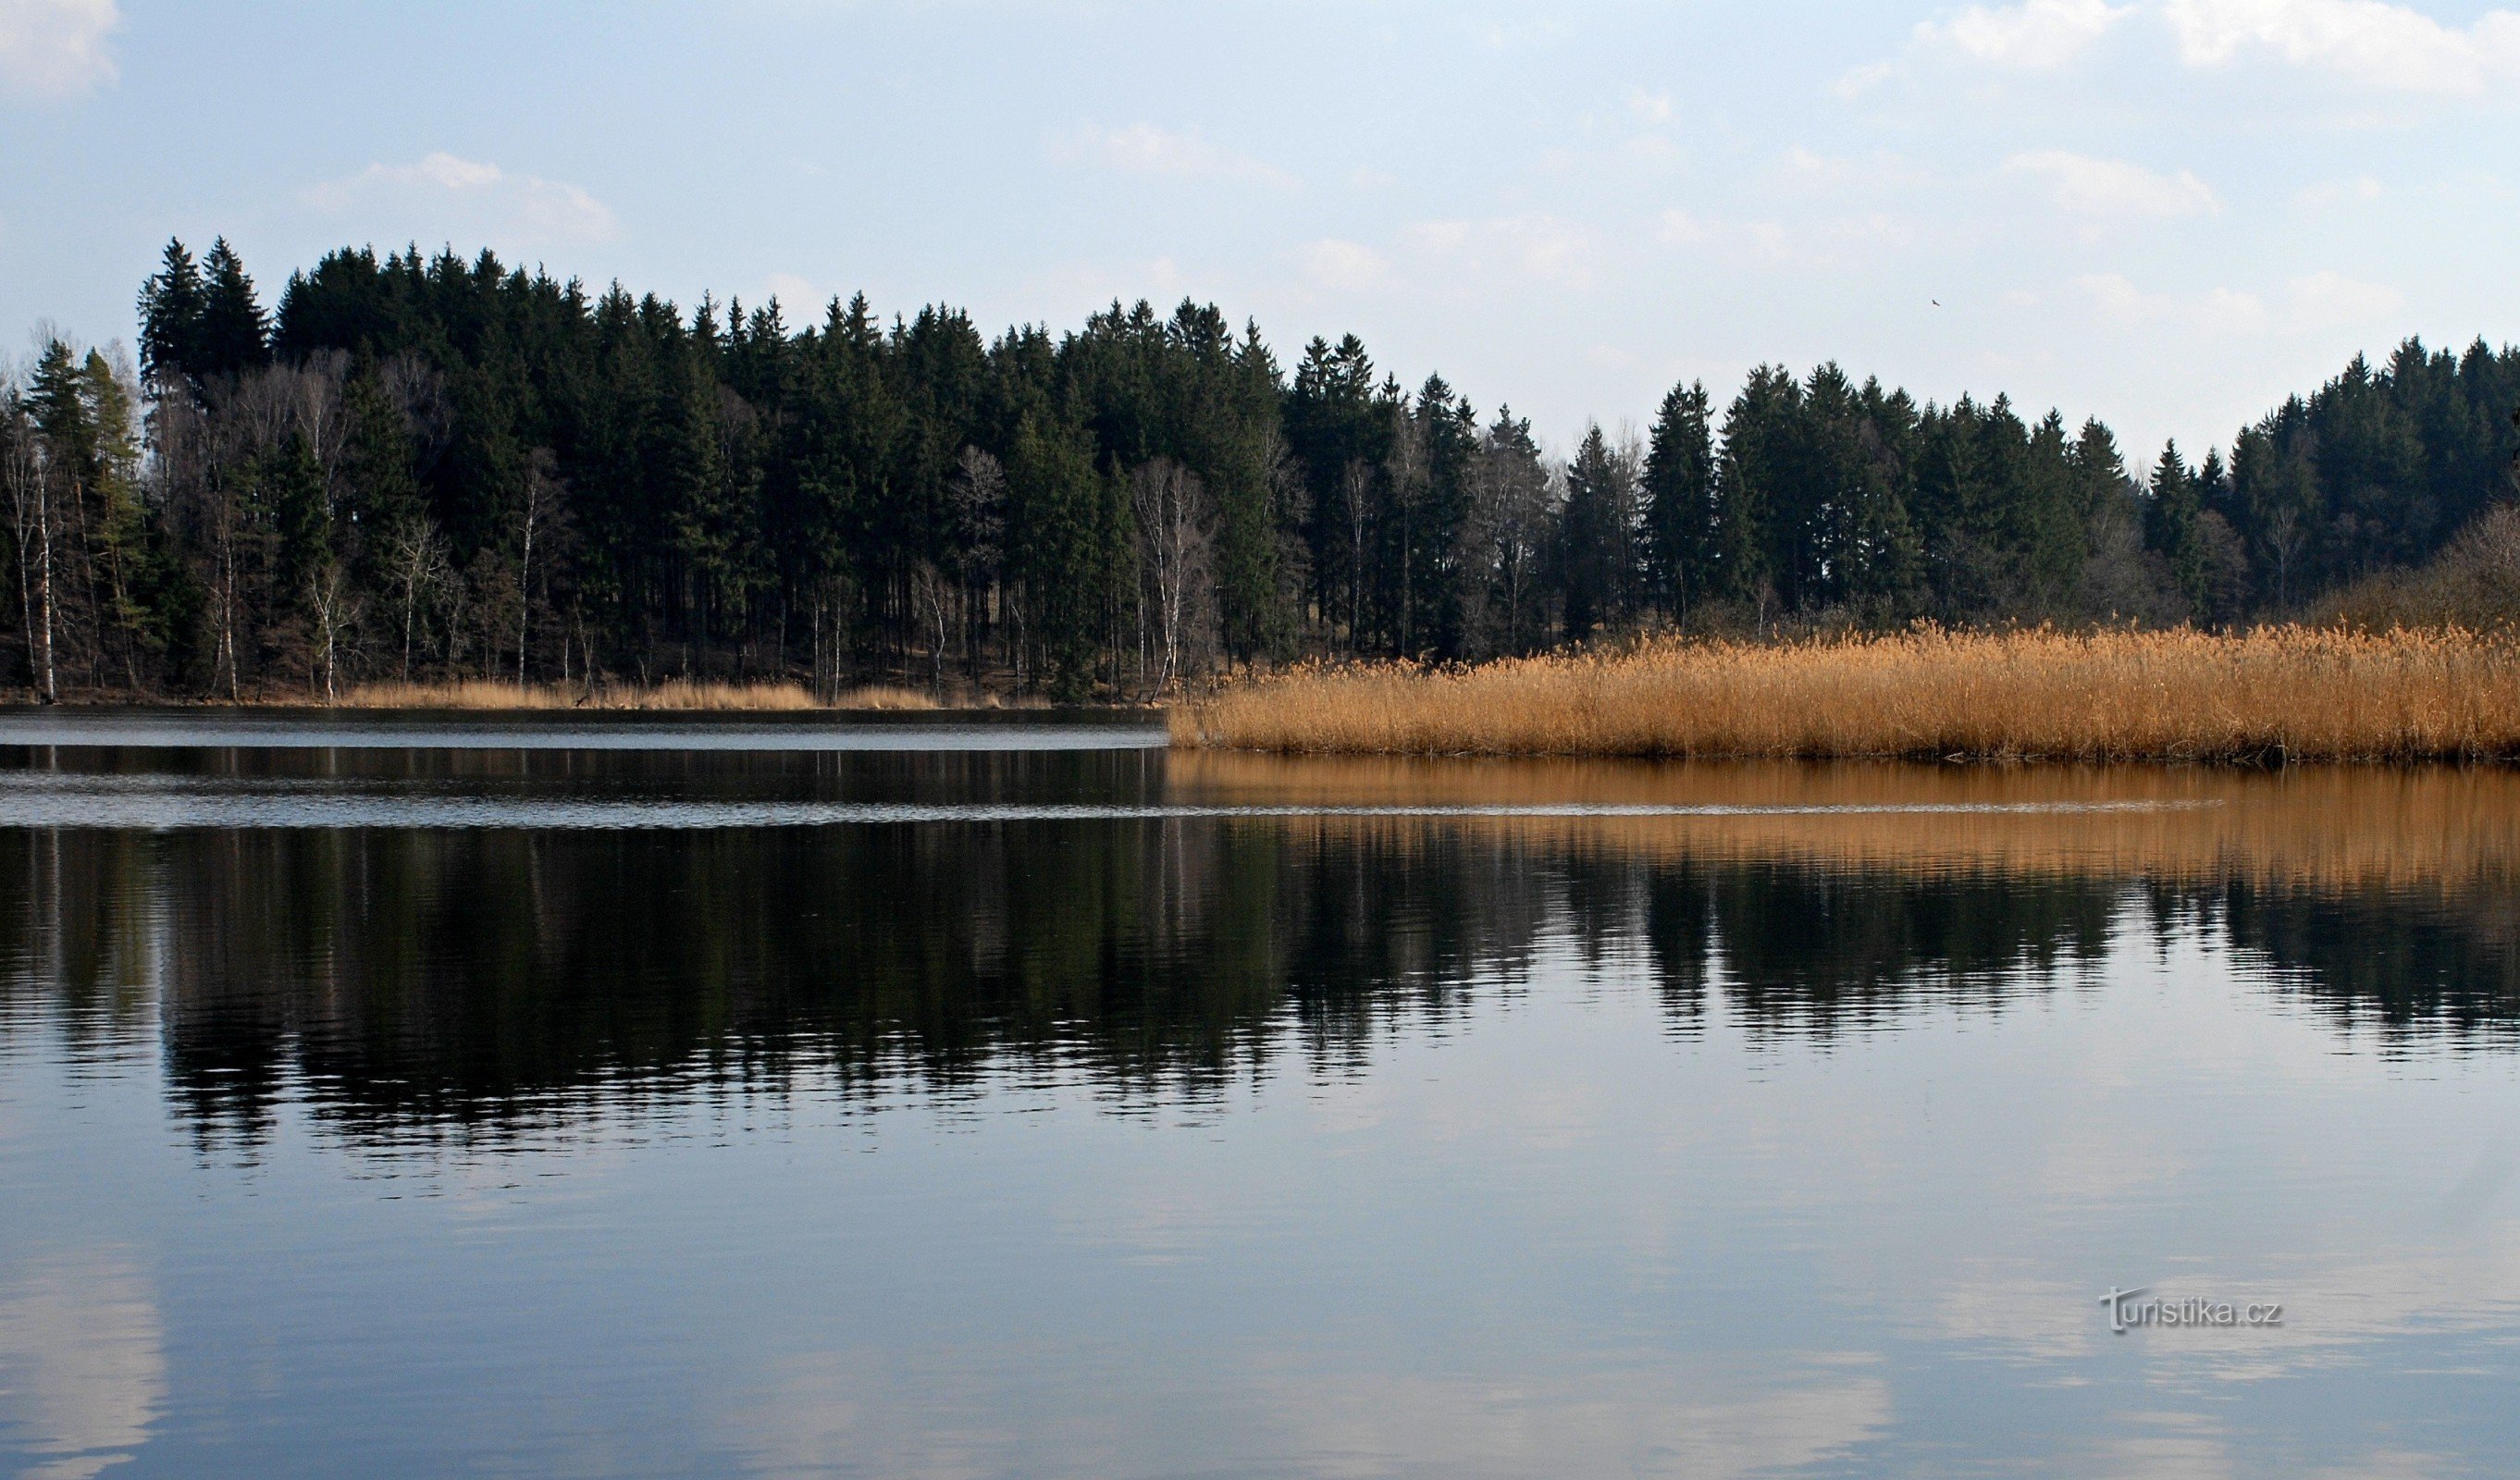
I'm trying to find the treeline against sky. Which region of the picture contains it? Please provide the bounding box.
[0,237,2515,699]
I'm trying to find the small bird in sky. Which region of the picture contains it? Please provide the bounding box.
[1932,299,1942,307]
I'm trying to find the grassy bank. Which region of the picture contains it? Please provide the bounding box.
[1170,626,2520,763]
[336,679,937,710]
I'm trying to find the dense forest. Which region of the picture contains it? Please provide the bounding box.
[0,236,2514,701]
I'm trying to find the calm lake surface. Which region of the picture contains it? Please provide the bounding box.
[4,717,2518,1478]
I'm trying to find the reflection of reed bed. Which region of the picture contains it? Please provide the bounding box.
[337,679,935,710]
[1169,752,2520,893]
[1173,627,2520,762]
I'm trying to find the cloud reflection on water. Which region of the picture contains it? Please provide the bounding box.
[0,1250,164,1480]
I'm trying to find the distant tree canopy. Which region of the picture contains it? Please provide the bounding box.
[0,237,2511,699]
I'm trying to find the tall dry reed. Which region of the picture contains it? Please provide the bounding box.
[1172,626,2520,763]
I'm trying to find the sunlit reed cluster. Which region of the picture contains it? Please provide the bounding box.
[1173,626,2520,763]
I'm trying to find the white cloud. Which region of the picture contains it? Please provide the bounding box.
[302,153,618,245]
[1657,209,1715,245]
[2294,173,2386,207]
[1654,208,1918,269]
[2284,267,2404,327]
[763,273,825,314]
[1834,59,1899,95]
[1925,0,2136,68]
[1046,123,1297,190]
[2076,272,2269,333]
[0,0,117,102]
[1782,147,1930,193]
[2009,150,2220,217]
[1297,238,1387,292]
[1839,1,2130,94]
[2072,268,2395,335]
[1407,215,1597,289]
[1625,86,1674,124]
[2165,0,2520,93]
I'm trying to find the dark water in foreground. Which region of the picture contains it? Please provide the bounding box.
[4,722,2519,1478]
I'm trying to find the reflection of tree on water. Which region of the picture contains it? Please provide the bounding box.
[1640,858,2121,1036]
[0,820,2515,1146]
[2205,872,2520,1038]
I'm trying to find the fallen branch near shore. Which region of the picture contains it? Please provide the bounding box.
[1169,626,2520,764]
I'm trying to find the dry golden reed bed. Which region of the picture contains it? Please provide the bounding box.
[337,679,936,711]
[1172,626,2520,763]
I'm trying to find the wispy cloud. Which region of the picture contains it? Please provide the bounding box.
[1781,147,1930,193]
[1046,123,1298,191]
[1656,208,1919,269]
[2074,267,2401,334]
[0,0,118,103]
[1926,0,2135,68]
[1406,215,1598,290]
[302,153,618,244]
[2294,174,2386,208]
[2009,150,2218,218]
[2077,271,2267,333]
[1844,0,2131,91]
[1296,238,1388,292]
[1857,1,2520,98]
[1292,216,1603,300]
[1656,209,1715,246]
[1625,86,1674,124]
[2165,0,2520,94]
[2284,267,2404,328]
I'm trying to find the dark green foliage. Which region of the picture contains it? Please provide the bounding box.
[1643,380,1715,622]
[1559,425,1636,638]
[194,239,272,381]
[2223,340,2520,610]
[137,240,206,390]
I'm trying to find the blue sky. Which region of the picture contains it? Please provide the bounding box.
[2,0,2514,462]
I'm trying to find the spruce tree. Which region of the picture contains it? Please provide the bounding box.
[1642,380,1714,625]
[195,238,272,379]
[1561,424,1624,638]
[138,239,207,390]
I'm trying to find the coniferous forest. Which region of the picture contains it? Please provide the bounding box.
[1,236,2515,701]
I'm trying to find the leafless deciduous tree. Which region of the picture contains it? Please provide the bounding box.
[910,561,951,691]
[1465,420,1553,657]
[307,563,360,703]
[518,449,562,685]
[1340,458,1372,652]
[1132,457,1217,694]
[948,446,1007,681]
[382,516,450,682]
[2,392,55,701]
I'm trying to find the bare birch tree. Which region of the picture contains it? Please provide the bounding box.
[910,560,950,692]
[1132,457,1216,695]
[948,447,1007,681]
[307,563,360,702]
[517,449,562,686]
[1340,459,1371,654]
[382,516,449,682]
[2,390,54,700]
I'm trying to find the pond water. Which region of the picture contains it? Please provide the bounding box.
[2,722,2517,1478]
